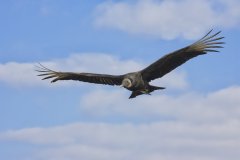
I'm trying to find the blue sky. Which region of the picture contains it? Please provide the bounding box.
[0,0,240,160]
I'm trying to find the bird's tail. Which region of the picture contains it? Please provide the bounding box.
[149,85,165,92]
[129,85,165,99]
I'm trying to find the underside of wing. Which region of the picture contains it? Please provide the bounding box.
[36,64,124,86]
[141,30,224,82]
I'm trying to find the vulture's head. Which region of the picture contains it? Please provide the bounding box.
[121,78,132,88]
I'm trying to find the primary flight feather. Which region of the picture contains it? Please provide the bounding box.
[37,30,224,99]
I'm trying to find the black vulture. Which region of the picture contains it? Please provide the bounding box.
[36,30,224,99]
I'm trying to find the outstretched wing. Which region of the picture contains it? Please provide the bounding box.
[36,64,124,86]
[141,30,224,82]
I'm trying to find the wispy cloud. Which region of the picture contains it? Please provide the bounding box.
[95,0,240,39]
[1,119,240,160]
[80,86,240,122]
[0,62,46,87]
[0,53,188,90]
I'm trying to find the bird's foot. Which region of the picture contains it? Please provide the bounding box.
[140,89,151,95]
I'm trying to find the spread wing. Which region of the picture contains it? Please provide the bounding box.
[141,30,224,82]
[36,64,124,86]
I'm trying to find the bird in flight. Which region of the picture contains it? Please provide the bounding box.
[37,30,224,99]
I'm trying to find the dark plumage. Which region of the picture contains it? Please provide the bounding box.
[36,30,224,98]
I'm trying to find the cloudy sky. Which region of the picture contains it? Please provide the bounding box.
[0,0,240,159]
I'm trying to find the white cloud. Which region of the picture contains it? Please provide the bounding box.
[95,0,240,39]
[0,53,188,90]
[0,62,46,87]
[1,120,240,160]
[153,70,188,90]
[80,86,240,123]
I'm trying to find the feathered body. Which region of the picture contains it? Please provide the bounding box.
[37,30,224,99]
[120,72,165,98]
